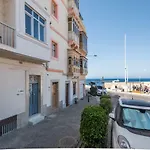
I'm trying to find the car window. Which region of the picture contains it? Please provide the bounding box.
[122,108,150,130]
[115,102,121,121]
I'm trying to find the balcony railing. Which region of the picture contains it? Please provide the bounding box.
[68,0,79,17]
[80,67,88,75]
[68,31,79,46]
[0,22,15,48]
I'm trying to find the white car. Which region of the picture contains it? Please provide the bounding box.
[97,86,107,96]
[108,98,150,149]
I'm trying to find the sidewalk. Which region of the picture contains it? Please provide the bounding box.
[0,96,99,148]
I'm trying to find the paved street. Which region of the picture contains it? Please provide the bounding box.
[0,96,99,149]
[1,93,148,149]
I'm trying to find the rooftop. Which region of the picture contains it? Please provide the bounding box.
[119,98,150,108]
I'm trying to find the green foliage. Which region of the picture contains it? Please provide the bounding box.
[90,86,97,96]
[100,94,111,99]
[100,98,112,115]
[80,106,108,148]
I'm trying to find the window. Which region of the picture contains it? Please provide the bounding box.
[25,14,31,35]
[80,59,83,67]
[73,82,76,95]
[74,57,76,65]
[68,22,72,31]
[68,18,79,36]
[68,57,72,65]
[80,32,88,52]
[73,19,79,36]
[52,41,58,58]
[122,108,150,130]
[74,0,79,9]
[84,60,87,69]
[25,4,46,42]
[52,0,57,18]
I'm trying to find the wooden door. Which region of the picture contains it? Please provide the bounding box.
[52,82,59,108]
[66,83,69,107]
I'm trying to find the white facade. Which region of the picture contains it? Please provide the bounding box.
[79,80,85,99]
[0,0,51,129]
[0,0,87,133]
[47,0,74,108]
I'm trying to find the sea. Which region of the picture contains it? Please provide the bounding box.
[86,78,150,86]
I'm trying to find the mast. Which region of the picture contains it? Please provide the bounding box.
[124,34,127,84]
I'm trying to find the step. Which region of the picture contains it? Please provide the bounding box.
[29,114,45,125]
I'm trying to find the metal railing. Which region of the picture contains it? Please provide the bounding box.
[0,115,17,136]
[0,22,15,48]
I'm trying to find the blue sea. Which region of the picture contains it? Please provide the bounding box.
[86,78,150,86]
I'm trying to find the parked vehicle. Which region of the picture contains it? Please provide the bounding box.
[97,86,107,96]
[108,98,150,149]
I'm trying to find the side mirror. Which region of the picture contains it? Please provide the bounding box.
[109,113,115,121]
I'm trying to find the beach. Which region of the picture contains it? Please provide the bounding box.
[104,81,150,92]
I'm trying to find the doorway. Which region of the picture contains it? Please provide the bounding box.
[83,84,85,97]
[52,82,59,108]
[29,75,40,117]
[65,83,69,107]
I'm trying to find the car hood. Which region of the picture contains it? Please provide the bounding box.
[118,126,150,149]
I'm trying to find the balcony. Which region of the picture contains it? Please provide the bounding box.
[0,21,49,64]
[79,31,88,55]
[68,55,80,78]
[80,56,88,75]
[0,22,15,48]
[0,0,50,64]
[80,67,88,75]
[68,0,79,17]
[68,31,79,49]
[68,66,80,78]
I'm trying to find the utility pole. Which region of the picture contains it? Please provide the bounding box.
[124,34,127,85]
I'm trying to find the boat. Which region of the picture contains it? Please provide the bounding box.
[112,79,120,83]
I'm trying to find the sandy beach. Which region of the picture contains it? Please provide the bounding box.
[104,81,150,91]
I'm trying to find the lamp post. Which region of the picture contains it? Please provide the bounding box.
[87,54,97,57]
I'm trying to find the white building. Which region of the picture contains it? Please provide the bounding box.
[0,0,51,135]
[46,0,70,111]
[0,0,88,136]
[47,0,88,110]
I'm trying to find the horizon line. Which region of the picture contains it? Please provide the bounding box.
[86,77,150,79]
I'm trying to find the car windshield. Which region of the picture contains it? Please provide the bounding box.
[122,107,150,130]
[97,86,102,89]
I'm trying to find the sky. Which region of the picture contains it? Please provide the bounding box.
[80,0,150,79]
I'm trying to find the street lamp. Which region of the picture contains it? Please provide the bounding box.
[87,54,97,57]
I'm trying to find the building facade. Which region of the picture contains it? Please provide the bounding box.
[0,0,88,136]
[67,0,88,102]
[47,0,69,112]
[47,0,88,110]
[0,0,51,135]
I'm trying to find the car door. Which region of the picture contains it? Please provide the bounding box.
[112,102,121,148]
